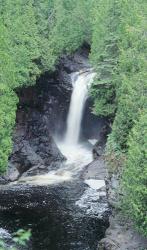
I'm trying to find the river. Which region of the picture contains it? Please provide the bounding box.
[0,69,109,250]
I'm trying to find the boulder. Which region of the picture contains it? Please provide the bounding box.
[8,113,65,179]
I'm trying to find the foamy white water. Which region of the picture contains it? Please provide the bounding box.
[16,170,72,186]
[57,142,92,174]
[65,71,96,145]
[15,70,96,185]
[57,70,96,172]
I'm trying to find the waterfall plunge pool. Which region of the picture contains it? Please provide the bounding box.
[0,70,110,250]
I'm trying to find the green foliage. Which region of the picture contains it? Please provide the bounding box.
[90,0,147,236]
[0,0,94,172]
[121,111,147,236]
[0,23,16,89]
[0,21,18,172]
[90,0,119,116]
[0,91,18,173]
[12,229,31,246]
[1,0,40,86]
[0,229,31,250]
[91,0,147,149]
[0,239,5,250]
[108,0,147,150]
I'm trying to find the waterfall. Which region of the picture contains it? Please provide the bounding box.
[65,70,96,145]
[54,69,96,173]
[18,70,96,183]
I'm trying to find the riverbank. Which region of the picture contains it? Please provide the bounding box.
[0,49,110,249]
[98,211,147,250]
[0,154,110,250]
[97,159,147,250]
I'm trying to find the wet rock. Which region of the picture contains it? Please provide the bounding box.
[0,176,9,185]
[59,48,90,74]
[99,155,147,250]
[0,178,109,250]
[28,114,65,165]
[6,47,108,180]
[0,155,110,249]
[21,162,62,177]
[7,55,75,180]
[79,158,110,221]
[9,114,65,179]
[82,158,108,180]
[93,124,110,159]
[0,228,13,248]
[98,238,119,250]
[7,162,20,179]
[98,213,147,250]
[76,186,109,219]
[106,172,121,208]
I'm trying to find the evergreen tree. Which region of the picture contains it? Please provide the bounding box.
[122,111,147,236]
[0,22,18,172]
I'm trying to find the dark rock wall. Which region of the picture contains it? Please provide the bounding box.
[0,48,112,250]
[8,63,73,180]
[82,99,109,141]
[7,48,109,181]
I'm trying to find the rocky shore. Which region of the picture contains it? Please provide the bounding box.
[98,163,147,250]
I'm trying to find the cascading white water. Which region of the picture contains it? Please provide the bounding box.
[65,71,96,145]
[17,70,96,185]
[56,70,96,171]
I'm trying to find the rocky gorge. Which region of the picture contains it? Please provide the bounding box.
[0,48,146,250]
[0,48,111,250]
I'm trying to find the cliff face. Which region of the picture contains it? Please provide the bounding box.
[6,48,97,181]
[0,49,112,250]
[7,70,69,181]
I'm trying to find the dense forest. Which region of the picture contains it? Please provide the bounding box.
[0,0,146,239]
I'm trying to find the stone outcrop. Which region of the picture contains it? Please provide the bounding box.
[7,113,65,181]
[3,46,107,182]
[4,49,91,181]
[98,156,147,250]
[0,47,112,250]
[98,212,147,250]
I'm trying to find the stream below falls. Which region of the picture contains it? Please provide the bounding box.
[0,70,109,250]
